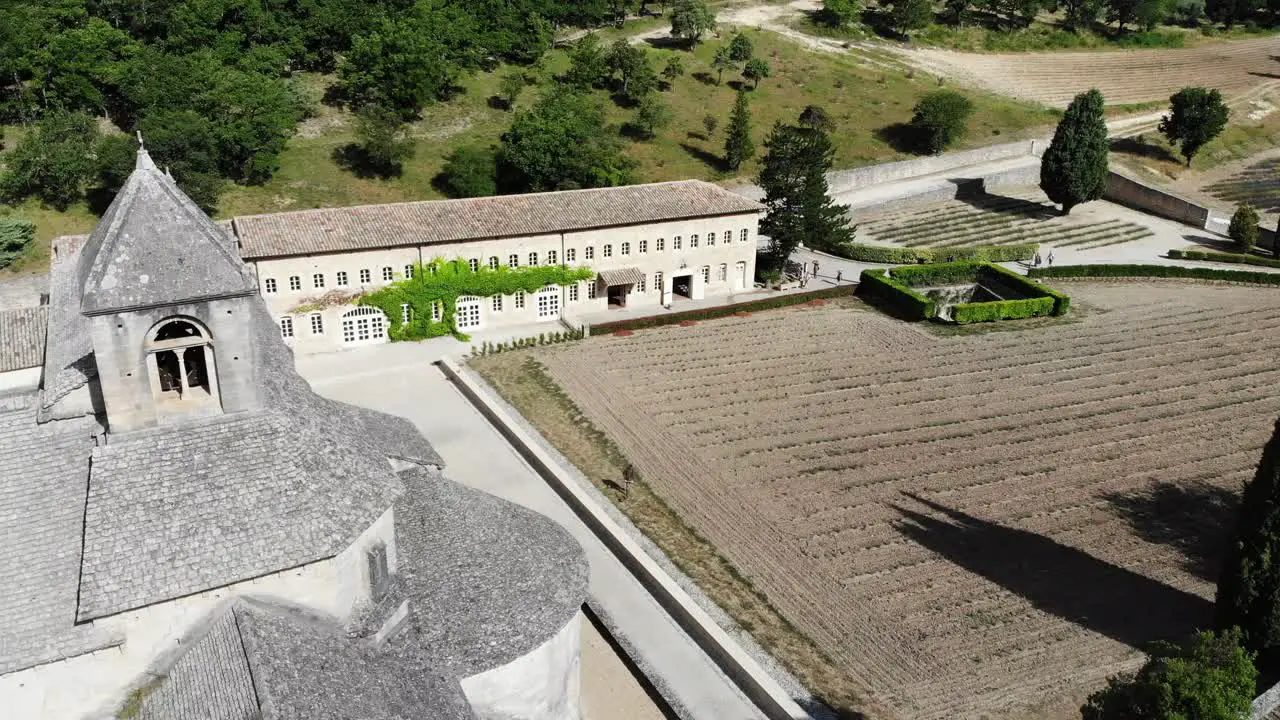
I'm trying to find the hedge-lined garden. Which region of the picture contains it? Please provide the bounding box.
[1168,248,1280,269]
[859,262,1070,324]
[589,284,858,334]
[1029,265,1280,285]
[836,242,1038,265]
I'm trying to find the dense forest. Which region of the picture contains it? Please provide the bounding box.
[0,0,639,212]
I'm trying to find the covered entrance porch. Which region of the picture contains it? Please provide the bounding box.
[598,267,645,310]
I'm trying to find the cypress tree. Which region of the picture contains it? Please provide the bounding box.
[1217,417,1280,668]
[724,90,754,170]
[1040,88,1109,216]
[1228,203,1260,252]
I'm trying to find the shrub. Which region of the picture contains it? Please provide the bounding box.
[983,262,1071,315]
[953,297,1055,323]
[1228,203,1260,252]
[857,269,935,320]
[1168,248,1280,268]
[909,90,974,154]
[1030,264,1280,285]
[0,216,36,270]
[589,284,857,333]
[836,243,1038,264]
[891,260,986,287]
[439,145,498,198]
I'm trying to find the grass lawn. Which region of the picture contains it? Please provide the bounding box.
[2,26,1059,274]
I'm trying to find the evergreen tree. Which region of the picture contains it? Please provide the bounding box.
[1081,629,1256,720]
[712,45,735,85]
[1160,87,1230,167]
[1228,203,1260,252]
[1040,88,1109,216]
[890,0,935,33]
[724,90,754,170]
[1217,417,1280,666]
[756,121,854,270]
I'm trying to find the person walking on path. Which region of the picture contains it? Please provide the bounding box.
[835,270,843,284]
[1047,250,1055,267]
[812,260,820,277]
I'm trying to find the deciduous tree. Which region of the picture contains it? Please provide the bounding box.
[712,45,735,85]
[1062,0,1104,29]
[724,89,754,170]
[822,0,865,27]
[1040,88,1109,215]
[1160,87,1229,166]
[352,105,416,177]
[634,94,673,139]
[909,90,974,154]
[608,40,658,101]
[703,113,719,137]
[498,71,527,110]
[0,110,98,210]
[337,15,459,119]
[565,34,610,89]
[799,105,835,133]
[742,57,771,89]
[498,89,634,192]
[661,56,686,85]
[890,0,935,33]
[728,32,754,62]
[1081,629,1256,720]
[440,145,498,198]
[670,0,717,46]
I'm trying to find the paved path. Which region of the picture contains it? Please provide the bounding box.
[296,347,768,720]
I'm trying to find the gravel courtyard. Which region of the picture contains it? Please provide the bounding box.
[533,283,1280,719]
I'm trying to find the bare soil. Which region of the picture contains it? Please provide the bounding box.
[525,284,1280,720]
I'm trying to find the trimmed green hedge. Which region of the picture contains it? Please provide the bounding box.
[1168,248,1280,269]
[891,261,986,286]
[984,262,1071,315]
[1029,264,1280,285]
[837,243,1038,264]
[589,284,858,333]
[858,268,935,320]
[953,297,1055,323]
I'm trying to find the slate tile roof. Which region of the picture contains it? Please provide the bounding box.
[0,394,120,674]
[0,306,47,372]
[76,150,255,315]
[135,610,257,720]
[40,236,96,412]
[233,180,764,259]
[76,305,416,621]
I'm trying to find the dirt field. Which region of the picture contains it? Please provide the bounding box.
[527,283,1280,719]
[906,37,1280,107]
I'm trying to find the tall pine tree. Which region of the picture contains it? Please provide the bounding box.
[1040,88,1109,216]
[757,119,854,271]
[1217,417,1280,669]
[724,90,754,170]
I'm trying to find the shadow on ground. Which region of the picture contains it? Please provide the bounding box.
[678,143,728,172]
[892,492,1212,649]
[1205,157,1280,213]
[1110,136,1181,165]
[1101,481,1238,583]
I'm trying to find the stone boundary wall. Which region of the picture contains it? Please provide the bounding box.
[437,357,812,720]
[1103,171,1211,227]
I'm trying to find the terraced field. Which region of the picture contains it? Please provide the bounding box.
[1204,156,1280,213]
[858,191,1154,252]
[535,283,1280,719]
[908,36,1280,107]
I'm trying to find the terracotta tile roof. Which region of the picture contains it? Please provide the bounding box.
[232,181,763,260]
[0,306,47,372]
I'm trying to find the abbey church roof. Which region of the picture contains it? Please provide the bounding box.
[77,150,255,315]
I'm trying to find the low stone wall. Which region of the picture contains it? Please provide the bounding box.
[1103,171,1211,227]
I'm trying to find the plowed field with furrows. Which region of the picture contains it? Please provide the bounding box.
[536,284,1280,720]
[858,192,1154,251]
[908,37,1280,107]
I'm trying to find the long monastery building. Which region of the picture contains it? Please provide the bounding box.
[232,180,763,353]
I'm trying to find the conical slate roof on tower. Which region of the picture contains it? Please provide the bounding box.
[77,147,254,315]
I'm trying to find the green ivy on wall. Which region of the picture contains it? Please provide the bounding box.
[360,258,594,341]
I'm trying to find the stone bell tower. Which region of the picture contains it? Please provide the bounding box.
[77,146,261,433]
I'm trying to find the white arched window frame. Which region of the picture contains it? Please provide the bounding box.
[341,307,388,346]
[144,316,221,407]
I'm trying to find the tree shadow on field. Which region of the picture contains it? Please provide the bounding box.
[1110,136,1180,165]
[875,123,924,155]
[1101,481,1239,583]
[678,142,728,172]
[952,189,1060,220]
[891,493,1212,649]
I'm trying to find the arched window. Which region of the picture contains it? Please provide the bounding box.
[341,307,388,346]
[146,318,220,411]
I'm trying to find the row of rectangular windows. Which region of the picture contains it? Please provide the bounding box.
[262,229,753,294]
